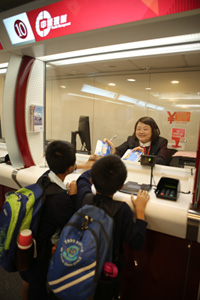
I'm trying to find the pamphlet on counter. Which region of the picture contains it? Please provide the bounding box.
[122,149,142,162]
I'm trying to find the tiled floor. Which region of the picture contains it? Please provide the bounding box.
[0,267,22,300]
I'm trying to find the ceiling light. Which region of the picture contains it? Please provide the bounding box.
[68,92,124,105]
[176,104,200,107]
[171,80,179,84]
[108,83,116,86]
[81,84,118,99]
[156,106,164,111]
[49,43,200,66]
[60,85,66,88]
[138,101,146,107]
[118,95,138,104]
[38,33,200,62]
[0,69,7,74]
[127,78,136,82]
[146,103,156,108]
[0,62,8,68]
[145,87,152,90]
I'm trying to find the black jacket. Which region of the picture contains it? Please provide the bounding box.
[116,136,171,165]
[77,170,148,271]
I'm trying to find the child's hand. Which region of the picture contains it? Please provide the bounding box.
[77,155,100,170]
[67,180,77,195]
[131,190,150,220]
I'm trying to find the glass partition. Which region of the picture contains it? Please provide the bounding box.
[46,68,200,158]
[0,75,5,140]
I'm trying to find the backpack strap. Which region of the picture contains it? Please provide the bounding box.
[37,174,66,196]
[83,193,123,270]
[83,192,123,218]
[34,174,67,242]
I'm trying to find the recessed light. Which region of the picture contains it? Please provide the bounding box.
[145,87,151,90]
[0,62,8,68]
[38,33,200,63]
[127,78,136,82]
[171,80,179,84]
[0,69,7,74]
[108,83,116,86]
[60,86,66,88]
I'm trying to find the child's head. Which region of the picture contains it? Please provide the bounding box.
[91,155,127,196]
[46,140,76,174]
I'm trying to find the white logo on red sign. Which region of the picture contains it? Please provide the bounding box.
[14,20,28,39]
[35,10,71,37]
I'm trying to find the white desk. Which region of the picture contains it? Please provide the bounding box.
[0,151,196,240]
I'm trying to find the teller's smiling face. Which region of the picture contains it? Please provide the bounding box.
[135,122,152,144]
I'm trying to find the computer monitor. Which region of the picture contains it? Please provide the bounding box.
[71,116,91,154]
[78,116,91,153]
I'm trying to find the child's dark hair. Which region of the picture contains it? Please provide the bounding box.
[46,140,75,174]
[91,155,127,196]
[133,116,160,143]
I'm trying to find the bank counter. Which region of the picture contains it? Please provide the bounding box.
[0,150,199,300]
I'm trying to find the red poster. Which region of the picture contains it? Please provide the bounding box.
[0,42,3,50]
[167,111,191,124]
[171,128,185,148]
[175,112,191,122]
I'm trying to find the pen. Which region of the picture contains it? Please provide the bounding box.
[110,135,117,142]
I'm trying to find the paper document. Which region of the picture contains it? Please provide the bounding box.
[95,140,112,156]
[122,149,142,162]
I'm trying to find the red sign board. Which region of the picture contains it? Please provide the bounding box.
[3,0,200,46]
[167,111,191,124]
[0,42,3,50]
[171,128,185,148]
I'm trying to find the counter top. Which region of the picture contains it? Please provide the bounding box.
[0,152,196,240]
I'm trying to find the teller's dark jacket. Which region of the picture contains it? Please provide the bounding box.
[116,136,171,165]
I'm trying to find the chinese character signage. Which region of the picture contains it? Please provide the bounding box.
[167,112,191,124]
[3,0,200,46]
[171,128,186,149]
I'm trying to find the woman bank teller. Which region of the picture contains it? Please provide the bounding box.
[105,116,171,165]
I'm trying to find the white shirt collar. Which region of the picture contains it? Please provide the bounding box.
[139,141,151,147]
[48,170,67,190]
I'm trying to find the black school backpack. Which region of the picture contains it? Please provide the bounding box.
[47,194,123,300]
[0,173,64,272]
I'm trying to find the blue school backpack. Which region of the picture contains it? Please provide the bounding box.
[0,173,62,272]
[47,196,122,300]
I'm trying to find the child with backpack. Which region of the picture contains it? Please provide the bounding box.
[76,154,150,300]
[19,140,96,300]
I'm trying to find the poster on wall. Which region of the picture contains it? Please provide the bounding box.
[3,0,200,46]
[30,105,43,132]
[169,128,186,149]
[0,42,3,50]
[167,111,191,124]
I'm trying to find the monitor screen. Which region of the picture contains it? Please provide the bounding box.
[78,116,91,154]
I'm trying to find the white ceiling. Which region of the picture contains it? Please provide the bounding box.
[0,1,200,105]
[46,52,200,79]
